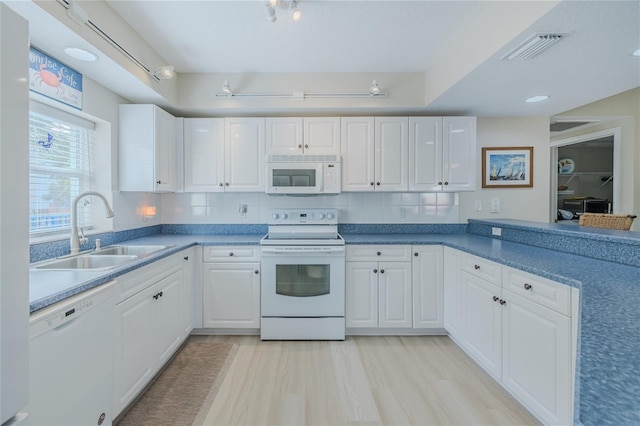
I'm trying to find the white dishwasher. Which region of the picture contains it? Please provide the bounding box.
[26,281,115,426]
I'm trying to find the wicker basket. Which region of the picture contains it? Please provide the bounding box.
[578,213,637,230]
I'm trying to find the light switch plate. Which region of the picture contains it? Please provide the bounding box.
[492,227,502,236]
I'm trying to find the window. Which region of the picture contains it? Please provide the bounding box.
[29,101,96,237]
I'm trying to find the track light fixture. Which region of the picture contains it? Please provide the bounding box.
[222,80,233,96]
[214,80,388,99]
[369,80,380,95]
[154,65,174,79]
[265,0,302,23]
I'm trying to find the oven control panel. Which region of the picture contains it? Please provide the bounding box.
[268,208,338,225]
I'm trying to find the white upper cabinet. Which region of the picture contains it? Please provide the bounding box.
[265,118,303,155]
[409,117,476,192]
[183,117,264,192]
[223,118,265,192]
[341,117,375,191]
[119,104,177,192]
[183,118,224,192]
[341,117,408,191]
[266,117,340,155]
[303,117,341,155]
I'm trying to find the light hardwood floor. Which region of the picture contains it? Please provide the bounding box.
[192,335,540,426]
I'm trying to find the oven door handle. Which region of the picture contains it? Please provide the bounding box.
[261,247,345,254]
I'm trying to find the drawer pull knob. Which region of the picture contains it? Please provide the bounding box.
[254,270,259,274]
[370,182,375,186]
[229,252,234,256]
[373,269,378,273]
[153,294,158,300]
[159,291,163,298]
[377,251,381,256]
[219,183,224,187]
[380,269,385,274]
[444,181,449,186]
[376,182,381,186]
[414,252,419,257]
[184,256,189,261]
[493,296,499,302]
[524,283,533,290]
[304,144,309,148]
[474,264,480,270]
[500,299,506,305]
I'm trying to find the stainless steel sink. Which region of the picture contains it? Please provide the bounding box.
[34,255,137,271]
[90,245,170,257]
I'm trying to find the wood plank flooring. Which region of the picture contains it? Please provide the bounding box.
[191,335,540,426]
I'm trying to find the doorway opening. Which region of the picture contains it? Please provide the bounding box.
[550,128,620,223]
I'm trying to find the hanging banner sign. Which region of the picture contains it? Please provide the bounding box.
[29,46,83,109]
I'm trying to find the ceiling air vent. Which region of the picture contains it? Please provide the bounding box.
[501,33,567,61]
[550,119,600,132]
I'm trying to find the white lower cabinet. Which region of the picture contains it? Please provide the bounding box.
[202,246,261,329]
[445,248,575,426]
[113,250,192,418]
[346,245,412,329]
[461,270,503,378]
[412,246,444,329]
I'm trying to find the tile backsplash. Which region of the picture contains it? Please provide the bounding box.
[161,192,459,224]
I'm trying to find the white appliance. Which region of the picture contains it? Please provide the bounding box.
[26,281,115,426]
[265,155,341,195]
[260,208,345,340]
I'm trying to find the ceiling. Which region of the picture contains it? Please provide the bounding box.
[7,0,640,117]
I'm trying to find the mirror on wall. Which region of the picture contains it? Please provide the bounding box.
[550,129,620,224]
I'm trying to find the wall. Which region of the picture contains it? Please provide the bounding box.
[459,117,551,223]
[551,87,638,231]
[0,4,29,421]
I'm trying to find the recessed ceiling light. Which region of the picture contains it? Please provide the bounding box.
[526,95,550,103]
[632,48,640,57]
[64,47,97,62]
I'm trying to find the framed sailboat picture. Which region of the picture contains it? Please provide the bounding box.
[482,147,533,188]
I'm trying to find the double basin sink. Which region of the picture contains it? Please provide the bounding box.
[33,245,171,271]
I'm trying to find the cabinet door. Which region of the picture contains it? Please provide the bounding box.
[266,117,303,155]
[154,106,177,192]
[224,118,265,191]
[378,261,412,328]
[444,247,464,339]
[502,289,571,425]
[155,270,185,365]
[345,261,378,328]
[341,117,375,191]
[461,271,502,379]
[181,248,197,336]
[113,284,157,416]
[375,117,408,191]
[303,117,341,155]
[442,117,476,192]
[412,246,444,329]
[409,117,443,191]
[183,118,225,192]
[202,263,261,328]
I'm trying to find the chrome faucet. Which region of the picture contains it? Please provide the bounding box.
[70,191,114,255]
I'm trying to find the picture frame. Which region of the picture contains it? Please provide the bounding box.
[482,146,533,188]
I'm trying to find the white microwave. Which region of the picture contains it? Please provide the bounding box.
[265,155,341,195]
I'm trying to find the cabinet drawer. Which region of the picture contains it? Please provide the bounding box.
[203,246,260,262]
[461,253,502,284]
[503,268,571,316]
[346,245,411,262]
[115,253,182,303]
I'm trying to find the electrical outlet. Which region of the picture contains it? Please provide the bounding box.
[492,227,502,236]
[474,200,482,211]
[238,204,247,216]
[491,198,500,213]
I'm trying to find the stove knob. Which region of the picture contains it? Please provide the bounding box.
[272,213,280,220]
[327,212,335,220]
[281,213,288,219]
[317,213,326,220]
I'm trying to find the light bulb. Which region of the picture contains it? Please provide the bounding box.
[291,1,301,21]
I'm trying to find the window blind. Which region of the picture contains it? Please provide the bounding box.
[29,101,96,236]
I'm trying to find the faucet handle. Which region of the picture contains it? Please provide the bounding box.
[79,227,89,245]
